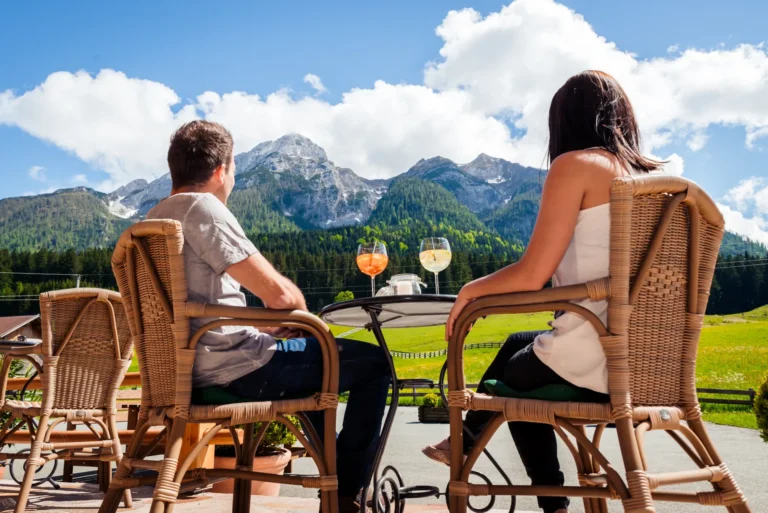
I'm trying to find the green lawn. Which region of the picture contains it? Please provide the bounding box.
[332,310,767,430]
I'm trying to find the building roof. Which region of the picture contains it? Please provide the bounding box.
[0,315,40,338]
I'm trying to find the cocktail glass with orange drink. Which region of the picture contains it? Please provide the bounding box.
[357,241,388,296]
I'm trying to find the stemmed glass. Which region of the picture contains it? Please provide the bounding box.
[357,241,389,296]
[419,237,452,294]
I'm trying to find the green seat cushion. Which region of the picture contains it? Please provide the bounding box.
[192,386,250,405]
[482,379,609,403]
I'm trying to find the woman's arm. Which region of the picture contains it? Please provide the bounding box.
[445,154,588,339]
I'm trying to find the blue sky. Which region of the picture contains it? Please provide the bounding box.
[1,0,767,242]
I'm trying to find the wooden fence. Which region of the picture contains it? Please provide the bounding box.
[390,342,503,359]
[390,381,757,407]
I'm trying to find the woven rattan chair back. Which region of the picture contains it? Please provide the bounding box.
[608,175,724,410]
[112,220,189,410]
[40,288,132,411]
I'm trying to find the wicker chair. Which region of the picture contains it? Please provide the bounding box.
[0,288,134,513]
[99,219,340,513]
[446,175,751,513]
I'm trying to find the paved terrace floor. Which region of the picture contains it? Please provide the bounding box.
[0,405,765,512]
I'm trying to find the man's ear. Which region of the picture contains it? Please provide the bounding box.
[212,164,226,184]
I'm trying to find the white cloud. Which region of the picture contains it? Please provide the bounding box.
[72,174,87,184]
[720,177,768,244]
[686,131,709,152]
[1,70,197,186]
[667,44,680,54]
[660,153,685,176]
[27,165,46,182]
[1,0,768,195]
[423,0,768,162]
[718,203,768,246]
[303,73,327,95]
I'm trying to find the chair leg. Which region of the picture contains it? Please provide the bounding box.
[149,418,188,513]
[686,418,752,512]
[614,417,655,513]
[14,415,51,513]
[233,423,255,513]
[99,418,152,513]
[321,407,338,513]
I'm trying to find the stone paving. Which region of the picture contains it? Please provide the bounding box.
[0,404,765,512]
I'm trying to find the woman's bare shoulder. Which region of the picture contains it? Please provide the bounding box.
[551,148,623,173]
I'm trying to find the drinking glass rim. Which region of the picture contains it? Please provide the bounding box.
[358,241,387,253]
[420,237,450,248]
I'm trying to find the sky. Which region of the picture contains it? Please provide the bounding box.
[1,0,768,243]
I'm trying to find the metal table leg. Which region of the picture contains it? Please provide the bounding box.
[360,308,441,513]
[353,307,515,513]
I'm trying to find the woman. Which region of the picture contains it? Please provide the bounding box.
[422,70,664,513]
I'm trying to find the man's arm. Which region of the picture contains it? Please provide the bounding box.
[227,252,307,311]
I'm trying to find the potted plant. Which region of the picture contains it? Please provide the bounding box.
[418,393,449,424]
[213,416,300,496]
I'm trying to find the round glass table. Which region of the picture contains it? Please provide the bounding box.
[320,295,516,513]
[320,295,456,512]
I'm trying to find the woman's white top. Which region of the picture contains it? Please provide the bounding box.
[532,203,611,393]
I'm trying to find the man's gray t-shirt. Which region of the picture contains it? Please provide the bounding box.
[147,193,275,387]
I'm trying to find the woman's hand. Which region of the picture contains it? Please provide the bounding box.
[445,287,474,341]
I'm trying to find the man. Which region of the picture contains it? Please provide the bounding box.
[148,120,390,512]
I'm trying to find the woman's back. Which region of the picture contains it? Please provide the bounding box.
[531,148,636,394]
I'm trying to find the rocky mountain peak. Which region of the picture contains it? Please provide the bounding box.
[461,153,508,183]
[109,178,149,199]
[406,156,458,176]
[236,134,327,175]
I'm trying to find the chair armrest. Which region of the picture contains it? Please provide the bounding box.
[445,279,610,391]
[453,279,610,338]
[185,303,339,395]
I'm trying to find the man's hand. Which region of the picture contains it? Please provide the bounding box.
[262,327,310,340]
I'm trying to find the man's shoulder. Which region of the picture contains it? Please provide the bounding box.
[148,193,226,221]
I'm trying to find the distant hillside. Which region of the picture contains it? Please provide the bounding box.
[0,188,131,250]
[720,231,768,257]
[483,181,542,245]
[368,177,488,232]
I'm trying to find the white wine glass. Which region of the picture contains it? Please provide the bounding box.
[357,241,388,296]
[419,237,451,294]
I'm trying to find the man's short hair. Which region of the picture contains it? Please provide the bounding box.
[167,120,234,189]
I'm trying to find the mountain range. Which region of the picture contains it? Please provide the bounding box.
[0,134,765,257]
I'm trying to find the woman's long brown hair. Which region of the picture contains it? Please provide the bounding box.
[548,70,663,173]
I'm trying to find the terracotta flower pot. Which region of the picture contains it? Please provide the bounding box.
[212,447,292,496]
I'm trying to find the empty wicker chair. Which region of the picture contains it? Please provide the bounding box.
[446,175,751,513]
[100,219,340,513]
[0,288,134,513]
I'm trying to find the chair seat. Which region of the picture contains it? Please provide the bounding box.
[189,392,334,423]
[192,386,247,405]
[482,379,610,403]
[3,399,42,416]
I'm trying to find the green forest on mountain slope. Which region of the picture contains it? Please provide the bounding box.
[1,175,767,315]
[0,189,133,251]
